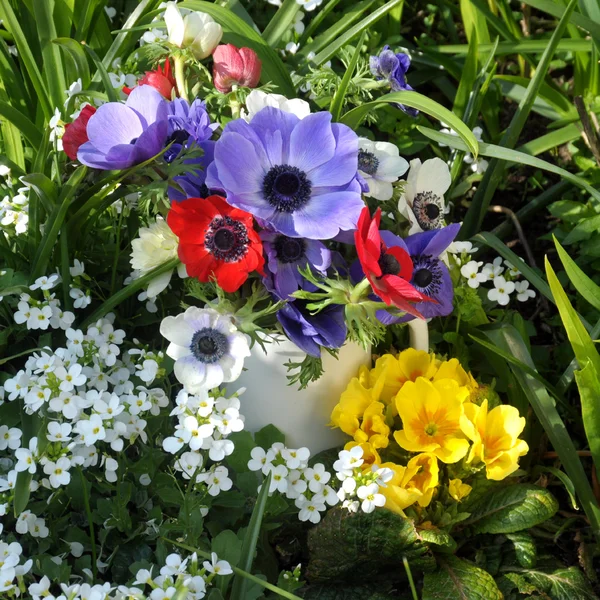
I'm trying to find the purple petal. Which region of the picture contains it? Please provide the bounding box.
[212,132,265,194]
[416,265,454,318]
[304,240,331,272]
[127,85,169,127]
[289,112,336,173]
[405,223,460,256]
[307,122,358,187]
[77,141,135,170]
[131,119,169,163]
[380,230,410,254]
[86,104,142,153]
[248,107,299,164]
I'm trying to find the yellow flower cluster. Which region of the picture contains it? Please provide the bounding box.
[330,349,528,514]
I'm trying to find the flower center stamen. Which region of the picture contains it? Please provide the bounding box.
[413,268,433,288]
[412,191,444,231]
[204,216,249,262]
[411,255,443,295]
[424,423,438,436]
[358,150,379,176]
[274,235,306,264]
[379,253,401,276]
[190,328,229,364]
[263,164,312,213]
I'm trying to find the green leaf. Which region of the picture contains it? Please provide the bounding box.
[429,38,591,54]
[481,324,600,542]
[518,123,582,156]
[342,94,478,158]
[419,529,457,553]
[463,484,558,534]
[539,466,579,510]
[554,236,600,312]
[180,1,294,96]
[422,556,503,600]
[53,38,91,88]
[505,566,598,600]
[460,0,490,44]
[0,0,52,119]
[0,100,42,148]
[21,173,58,212]
[83,44,118,103]
[254,424,285,449]
[310,0,403,66]
[226,431,256,473]
[33,0,67,111]
[460,0,579,237]
[452,32,479,120]
[329,32,366,122]
[262,0,300,48]
[230,472,271,600]
[505,532,537,568]
[306,508,434,583]
[421,127,600,205]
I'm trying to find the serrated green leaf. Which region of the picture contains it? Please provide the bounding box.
[419,529,457,553]
[306,508,434,583]
[506,532,537,568]
[422,556,503,600]
[464,484,558,534]
[506,566,598,600]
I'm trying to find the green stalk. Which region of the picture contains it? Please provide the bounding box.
[79,468,97,581]
[174,55,189,101]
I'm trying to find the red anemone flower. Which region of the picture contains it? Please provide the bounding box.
[168,195,265,293]
[124,60,177,99]
[62,105,96,161]
[355,206,430,317]
[212,44,261,93]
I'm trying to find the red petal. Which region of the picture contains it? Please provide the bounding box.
[63,105,96,161]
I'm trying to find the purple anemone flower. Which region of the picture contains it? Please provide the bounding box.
[165,98,218,162]
[261,232,331,299]
[277,300,347,358]
[369,46,418,117]
[77,86,169,170]
[205,107,364,240]
[168,142,216,202]
[377,223,460,323]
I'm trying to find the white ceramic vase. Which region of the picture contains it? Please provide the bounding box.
[230,336,372,454]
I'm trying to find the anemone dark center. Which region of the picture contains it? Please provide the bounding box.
[130,137,138,145]
[213,228,235,252]
[198,183,209,198]
[274,235,306,264]
[263,164,312,213]
[167,129,190,146]
[413,268,433,288]
[190,328,228,364]
[358,150,380,176]
[379,253,401,276]
[412,191,444,231]
[204,216,249,262]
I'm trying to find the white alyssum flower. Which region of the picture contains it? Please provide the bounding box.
[398,158,451,234]
[203,465,232,496]
[296,0,323,11]
[515,280,536,302]
[164,2,223,59]
[488,276,515,306]
[460,260,486,289]
[356,483,386,513]
[0,426,22,450]
[43,457,71,488]
[242,90,311,122]
[160,307,250,393]
[296,495,326,523]
[358,138,409,201]
[481,257,503,281]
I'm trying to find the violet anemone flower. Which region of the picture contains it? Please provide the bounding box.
[206,107,364,240]
[377,223,460,323]
[369,46,418,117]
[168,146,216,202]
[77,86,169,170]
[277,300,347,358]
[261,231,331,299]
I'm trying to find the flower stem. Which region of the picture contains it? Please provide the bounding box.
[350,277,372,304]
[174,55,188,101]
[79,467,97,581]
[229,88,241,119]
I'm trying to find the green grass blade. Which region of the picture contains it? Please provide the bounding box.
[452,31,478,119]
[468,0,520,42]
[75,0,102,41]
[300,0,378,58]
[33,0,67,111]
[517,123,582,155]
[180,1,294,96]
[429,39,591,55]
[419,126,600,204]
[0,100,43,148]
[329,31,366,122]
[0,37,30,116]
[482,324,600,543]
[21,173,58,213]
[460,0,490,43]
[30,166,87,282]
[230,472,272,600]
[262,0,300,48]
[54,38,91,88]
[554,236,600,312]
[298,0,343,46]
[343,94,479,158]
[311,0,403,66]
[83,44,118,103]
[460,0,578,238]
[0,0,52,119]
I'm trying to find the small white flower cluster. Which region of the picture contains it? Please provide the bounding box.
[1,313,169,516]
[69,259,92,309]
[49,108,65,151]
[439,125,489,174]
[333,446,393,514]
[460,256,536,305]
[248,442,338,524]
[128,344,165,385]
[164,389,244,497]
[107,58,138,101]
[0,540,33,594]
[0,186,29,235]
[13,274,75,331]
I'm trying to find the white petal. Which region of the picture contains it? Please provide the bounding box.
[164,2,185,46]
[416,157,451,198]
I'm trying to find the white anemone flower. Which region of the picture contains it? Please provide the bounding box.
[164,2,223,60]
[160,307,250,393]
[358,138,408,201]
[398,158,451,234]
[242,90,311,122]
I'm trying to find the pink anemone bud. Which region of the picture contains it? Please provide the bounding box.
[212,44,262,94]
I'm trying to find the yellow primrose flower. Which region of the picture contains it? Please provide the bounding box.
[330,366,385,436]
[344,440,381,467]
[394,378,470,463]
[433,358,478,392]
[371,349,438,403]
[448,478,472,502]
[353,401,390,449]
[405,453,439,507]
[378,461,423,514]
[461,400,529,481]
